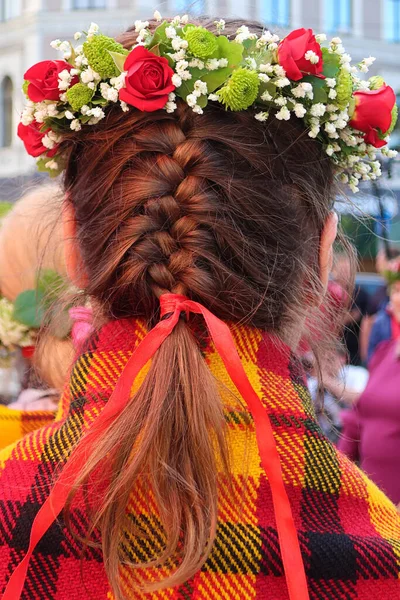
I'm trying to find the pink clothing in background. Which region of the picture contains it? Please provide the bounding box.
[338,338,400,504]
[69,306,93,351]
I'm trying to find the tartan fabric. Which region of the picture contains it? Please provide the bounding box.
[0,405,55,451]
[1,318,400,599]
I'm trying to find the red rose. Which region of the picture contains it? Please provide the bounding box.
[278,28,323,81]
[24,60,77,102]
[119,46,175,112]
[17,121,58,158]
[349,85,396,148]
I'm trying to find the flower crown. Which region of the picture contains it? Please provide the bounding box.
[18,13,398,192]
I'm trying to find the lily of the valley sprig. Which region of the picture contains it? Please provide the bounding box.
[18,13,398,192]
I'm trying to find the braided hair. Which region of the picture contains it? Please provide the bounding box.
[62,19,336,598]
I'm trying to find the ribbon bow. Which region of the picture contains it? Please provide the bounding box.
[2,294,309,600]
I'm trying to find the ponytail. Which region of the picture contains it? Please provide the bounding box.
[66,318,229,596]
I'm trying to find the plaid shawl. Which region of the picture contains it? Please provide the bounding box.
[1,318,400,599]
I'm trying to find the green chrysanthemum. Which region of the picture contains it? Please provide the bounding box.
[22,80,29,97]
[83,34,126,79]
[185,27,218,60]
[368,76,385,90]
[66,83,94,111]
[335,68,352,110]
[217,69,260,111]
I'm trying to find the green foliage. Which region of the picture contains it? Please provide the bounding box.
[217,69,260,111]
[108,51,128,74]
[321,48,341,78]
[22,80,29,98]
[335,68,353,110]
[387,104,398,136]
[13,269,68,329]
[13,289,45,329]
[0,202,13,219]
[369,76,385,90]
[36,157,63,178]
[83,34,127,78]
[66,83,94,111]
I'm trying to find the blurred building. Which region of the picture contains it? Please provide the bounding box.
[1,0,400,191]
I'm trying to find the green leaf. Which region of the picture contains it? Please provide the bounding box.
[108,50,128,74]
[36,269,66,304]
[13,289,45,329]
[201,37,244,94]
[175,67,203,101]
[321,48,341,78]
[149,21,170,48]
[303,75,328,104]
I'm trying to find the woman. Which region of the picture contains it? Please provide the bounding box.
[368,261,400,362]
[2,16,400,600]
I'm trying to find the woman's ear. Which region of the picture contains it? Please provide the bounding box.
[319,212,338,291]
[62,201,88,289]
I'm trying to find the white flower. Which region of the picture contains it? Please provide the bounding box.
[261,90,273,102]
[308,127,320,138]
[206,58,220,71]
[45,160,59,170]
[268,42,278,51]
[87,22,99,38]
[172,37,188,51]
[0,298,33,349]
[310,103,326,117]
[214,19,225,33]
[305,50,320,64]
[81,105,90,115]
[135,20,149,32]
[315,33,327,42]
[166,26,177,39]
[194,80,208,95]
[193,105,203,114]
[245,57,257,70]
[258,73,270,83]
[181,70,192,81]
[21,109,34,126]
[219,58,228,68]
[326,78,336,88]
[357,79,370,91]
[120,101,129,112]
[235,25,253,43]
[326,104,337,112]
[328,89,337,99]
[171,74,182,87]
[176,60,189,73]
[42,134,56,150]
[274,96,287,106]
[181,15,189,25]
[274,65,286,78]
[294,103,306,118]
[81,67,100,84]
[70,119,81,131]
[331,37,342,45]
[50,39,62,49]
[291,82,313,99]
[325,122,337,134]
[275,77,291,88]
[74,32,82,40]
[326,145,335,156]
[154,10,162,22]
[110,72,126,90]
[87,82,96,90]
[189,59,205,69]
[259,63,274,74]
[65,110,74,120]
[165,100,177,113]
[255,111,269,122]
[276,106,291,121]
[88,107,105,119]
[208,93,219,101]
[340,173,349,183]
[186,93,197,108]
[359,64,369,73]
[388,149,398,158]
[340,53,352,65]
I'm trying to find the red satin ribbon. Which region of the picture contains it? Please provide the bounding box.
[2,294,309,600]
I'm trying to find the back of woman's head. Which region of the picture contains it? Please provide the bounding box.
[61,18,336,598]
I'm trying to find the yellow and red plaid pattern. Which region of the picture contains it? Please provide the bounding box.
[1,317,400,599]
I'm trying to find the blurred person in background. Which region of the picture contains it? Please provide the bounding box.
[359,247,400,363]
[0,185,77,449]
[368,259,400,363]
[339,332,400,505]
[307,348,369,443]
[331,254,369,366]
